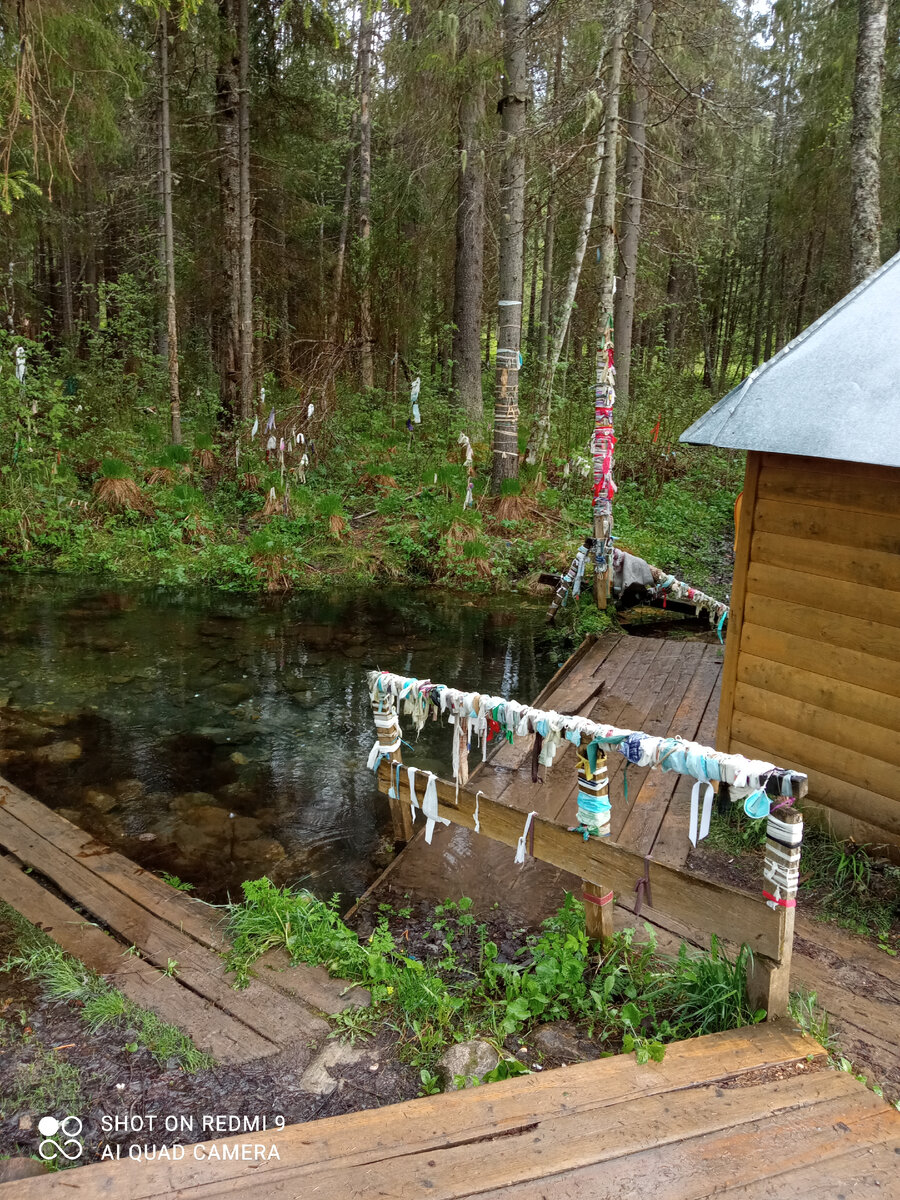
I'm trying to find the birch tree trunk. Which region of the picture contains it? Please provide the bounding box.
[525,117,604,463]
[358,8,375,391]
[159,8,181,444]
[490,0,527,494]
[451,4,486,420]
[850,0,888,286]
[613,0,653,424]
[237,0,253,420]
[592,25,624,606]
[216,0,240,422]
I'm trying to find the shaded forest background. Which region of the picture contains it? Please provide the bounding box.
[0,0,897,597]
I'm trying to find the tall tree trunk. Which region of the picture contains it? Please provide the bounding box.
[592,25,624,606]
[237,0,253,420]
[613,0,653,424]
[850,0,888,286]
[358,8,375,391]
[156,105,170,364]
[451,3,486,420]
[59,205,74,343]
[216,0,240,421]
[490,0,528,494]
[526,110,605,463]
[536,179,556,371]
[330,113,356,339]
[159,8,181,444]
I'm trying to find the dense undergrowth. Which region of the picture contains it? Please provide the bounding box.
[0,328,742,598]
[227,880,763,1079]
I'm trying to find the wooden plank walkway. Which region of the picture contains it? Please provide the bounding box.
[0,776,368,1066]
[8,1025,898,1198]
[378,633,724,928]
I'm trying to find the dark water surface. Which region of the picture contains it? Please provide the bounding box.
[0,577,557,904]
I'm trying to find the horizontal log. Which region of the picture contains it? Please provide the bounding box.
[377,764,785,961]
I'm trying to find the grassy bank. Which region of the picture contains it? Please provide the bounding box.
[1,353,741,598]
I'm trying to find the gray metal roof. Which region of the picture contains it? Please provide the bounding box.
[680,250,900,468]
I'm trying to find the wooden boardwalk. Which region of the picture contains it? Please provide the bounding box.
[0,777,367,1066]
[374,632,724,928]
[9,1024,898,1198]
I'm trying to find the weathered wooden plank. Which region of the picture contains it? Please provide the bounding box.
[740,621,900,700]
[0,855,276,1064]
[736,653,900,737]
[718,451,762,753]
[743,592,900,666]
[0,778,229,949]
[753,496,900,556]
[723,1134,900,1199]
[228,1074,864,1200]
[758,461,900,518]
[746,561,900,631]
[5,1026,824,1199]
[617,647,722,855]
[652,650,722,868]
[731,711,900,807]
[376,764,785,959]
[471,1094,897,1199]
[751,529,900,593]
[734,681,900,771]
[0,805,330,1047]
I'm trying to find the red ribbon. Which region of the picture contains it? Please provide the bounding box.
[762,891,797,908]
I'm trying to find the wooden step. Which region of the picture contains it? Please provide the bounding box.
[0,854,276,1064]
[6,1025,830,1198]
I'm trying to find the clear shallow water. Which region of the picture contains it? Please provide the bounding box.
[0,577,557,904]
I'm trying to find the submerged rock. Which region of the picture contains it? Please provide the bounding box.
[82,788,118,814]
[111,778,143,802]
[31,740,82,764]
[229,751,250,766]
[233,836,286,864]
[170,791,219,815]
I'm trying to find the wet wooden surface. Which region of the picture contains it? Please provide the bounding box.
[10,1025,899,1198]
[383,633,724,927]
[0,776,346,1065]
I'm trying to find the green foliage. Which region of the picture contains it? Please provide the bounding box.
[0,903,212,1072]
[226,881,767,1074]
[100,458,130,480]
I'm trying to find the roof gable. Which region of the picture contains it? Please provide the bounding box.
[680,250,900,468]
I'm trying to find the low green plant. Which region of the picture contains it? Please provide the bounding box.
[159,871,194,892]
[226,880,767,1074]
[0,904,212,1072]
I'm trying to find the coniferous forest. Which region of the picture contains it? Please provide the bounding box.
[0,0,896,600]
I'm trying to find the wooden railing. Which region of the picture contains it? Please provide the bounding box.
[368,670,807,1017]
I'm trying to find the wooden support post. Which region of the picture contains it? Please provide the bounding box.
[371,694,413,845]
[582,880,615,948]
[747,807,803,1019]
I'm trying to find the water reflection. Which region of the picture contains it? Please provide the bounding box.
[0,578,556,904]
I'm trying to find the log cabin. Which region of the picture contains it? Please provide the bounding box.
[680,250,900,856]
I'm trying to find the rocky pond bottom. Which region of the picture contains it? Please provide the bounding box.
[0,576,557,905]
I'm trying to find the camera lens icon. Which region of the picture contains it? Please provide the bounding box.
[38,1116,60,1137]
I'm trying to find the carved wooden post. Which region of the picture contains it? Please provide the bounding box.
[575,737,614,946]
[747,807,803,1019]
[371,693,413,845]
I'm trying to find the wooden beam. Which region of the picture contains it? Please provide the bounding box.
[718,449,761,753]
[376,764,785,961]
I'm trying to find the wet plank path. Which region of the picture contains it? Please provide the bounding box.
[8,1025,899,1198]
[0,777,367,1065]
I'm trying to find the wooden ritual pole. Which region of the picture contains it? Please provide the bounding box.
[575,736,615,947]
[747,806,803,1018]
[371,693,413,845]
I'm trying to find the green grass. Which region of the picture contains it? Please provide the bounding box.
[0,902,213,1072]
[703,807,899,951]
[226,880,765,1077]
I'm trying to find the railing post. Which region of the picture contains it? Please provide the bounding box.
[576,737,615,947]
[747,807,803,1018]
[371,693,413,845]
